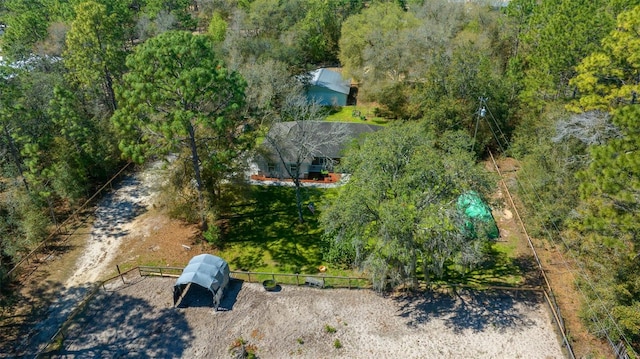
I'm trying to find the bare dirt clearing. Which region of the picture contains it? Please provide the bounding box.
[54,275,564,359]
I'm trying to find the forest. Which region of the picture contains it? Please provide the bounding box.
[0,0,638,354]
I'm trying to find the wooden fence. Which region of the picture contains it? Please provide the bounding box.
[137,266,371,289]
[2,162,133,285]
[36,262,578,358]
[36,266,140,358]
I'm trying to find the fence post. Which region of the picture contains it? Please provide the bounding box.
[248,272,251,283]
[117,265,125,284]
[272,273,275,282]
[295,273,299,286]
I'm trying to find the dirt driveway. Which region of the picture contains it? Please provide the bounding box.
[5,163,163,357]
[53,274,564,359]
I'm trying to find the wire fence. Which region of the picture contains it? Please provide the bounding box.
[36,265,140,358]
[36,261,578,358]
[2,162,133,286]
[489,152,577,359]
[608,337,632,359]
[22,152,607,358]
[490,153,638,359]
[138,266,371,289]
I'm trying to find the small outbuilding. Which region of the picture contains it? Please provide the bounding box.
[306,68,351,106]
[173,254,230,310]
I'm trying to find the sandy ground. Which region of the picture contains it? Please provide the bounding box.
[54,275,564,359]
[5,158,570,358]
[9,163,164,357]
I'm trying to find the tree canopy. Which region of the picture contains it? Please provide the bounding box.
[569,5,640,112]
[321,123,493,290]
[1,1,639,354]
[113,30,247,229]
[64,0,127,114]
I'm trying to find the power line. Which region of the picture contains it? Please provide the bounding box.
[479,99,638,357]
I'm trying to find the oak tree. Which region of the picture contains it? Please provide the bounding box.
[321,123,493,290]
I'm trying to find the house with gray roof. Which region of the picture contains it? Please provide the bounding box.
[306,68,351,106]
[255,121,382,180]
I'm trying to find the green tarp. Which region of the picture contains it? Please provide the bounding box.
[457,191,499,239]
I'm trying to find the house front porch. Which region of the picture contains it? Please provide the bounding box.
[250,172,342,185]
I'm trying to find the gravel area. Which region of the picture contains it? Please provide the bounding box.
[54,275,565,359]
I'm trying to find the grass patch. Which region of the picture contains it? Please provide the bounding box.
[325,105,390,126]
[324,324,337,334]
[214,183,527,289]
[435,239,528,288]
[216,184,355,276]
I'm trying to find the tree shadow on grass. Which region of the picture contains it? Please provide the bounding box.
[50,286,194,358]
[440,247,533,287]
[394,289,542,334]
[221,185,327,273]
[229,246,266,271]
[512,254,543,287]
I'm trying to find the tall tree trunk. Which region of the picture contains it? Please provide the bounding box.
[47,196,58,226]
[409,242,418,290]
[104,67,117,112]
[295,179,304,223]
[3,124,29,192]
[187,123,208,231]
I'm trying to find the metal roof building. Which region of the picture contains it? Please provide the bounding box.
[307,68,351,106]
[173,254,230,310]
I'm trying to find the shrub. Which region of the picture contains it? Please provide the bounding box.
[324,324,336,334]
[203,224,223,248]
[333,339,342,349]
[229,337,258,359]
[322,235,356,269]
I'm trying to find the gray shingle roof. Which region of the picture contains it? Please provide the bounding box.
[265,121,382,160]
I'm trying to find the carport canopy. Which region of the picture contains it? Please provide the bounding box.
[173,254,230,307]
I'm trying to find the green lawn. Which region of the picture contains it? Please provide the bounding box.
[325,105,390,126]
[215,184,530,289]
[434,234,531,288]
[216,185,354,277]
